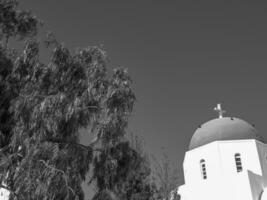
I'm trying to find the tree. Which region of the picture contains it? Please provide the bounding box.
[123,134,162,200]
[152,151,180,200]
[0,1,40,192]
[91,133,161,200]
[0,0,39,49]
[0,1,159,200]
[0,0,40,151]
[0,0,132,199]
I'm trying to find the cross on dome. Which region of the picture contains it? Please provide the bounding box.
[214,103,226,118]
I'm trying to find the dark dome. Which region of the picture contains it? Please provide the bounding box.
[189,117,264,150]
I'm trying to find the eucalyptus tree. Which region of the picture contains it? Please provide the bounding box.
[152,152,180,200]
[0,1,160,200]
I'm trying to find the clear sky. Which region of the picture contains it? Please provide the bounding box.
[20,0,267,198]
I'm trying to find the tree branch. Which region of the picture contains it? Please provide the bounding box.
[0,184,10,192]
[39,159,76,199]
[44,137,103,152]
[4,36,9,50]
[0,145,9,153]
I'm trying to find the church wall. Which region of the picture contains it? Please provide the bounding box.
[182,179,231,200]
[184,140,261,185]
[255,141,267,187]
[183,142,222,184]
[0,188,9,200]
[233,171,254,200]
[218,140,262,177]
[247,170,265,200]
[181,139,265,200]
[179,171,254,200]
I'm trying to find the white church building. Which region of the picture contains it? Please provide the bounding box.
[178,104,267,200]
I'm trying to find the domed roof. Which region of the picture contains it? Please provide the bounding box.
[189,117,264,150]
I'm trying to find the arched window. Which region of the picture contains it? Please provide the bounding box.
[235,153,243,172]
[200,159,207,179]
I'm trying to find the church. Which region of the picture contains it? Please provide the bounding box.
[178,104,267,200]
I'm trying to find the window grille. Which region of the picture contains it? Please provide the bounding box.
[235,153,243,172]
[200,159,207,179]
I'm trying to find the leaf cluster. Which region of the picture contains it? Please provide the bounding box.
[0,0,39,45]
[0,1,163,200]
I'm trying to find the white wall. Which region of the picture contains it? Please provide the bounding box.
[179,171,254,200]
[184,140,263,185]
[218,140,262,177]
[256,141,267,187]
[179,139,267,200]
[183,142,222,184]
[0,188,9,200]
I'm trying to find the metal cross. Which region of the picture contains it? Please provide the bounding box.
[214,103,226,118]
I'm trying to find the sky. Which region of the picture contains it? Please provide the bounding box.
[20,0,267,198]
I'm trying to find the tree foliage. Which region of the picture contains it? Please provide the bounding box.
[152,151,180,200]
[91,133,161,200]
[0,1,162,200]
[0,0,39,49]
